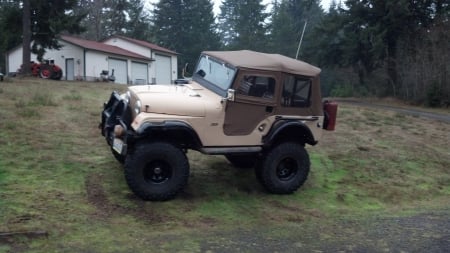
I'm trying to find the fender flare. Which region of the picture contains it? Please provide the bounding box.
[263,120,317,148]
[135,120,203,149]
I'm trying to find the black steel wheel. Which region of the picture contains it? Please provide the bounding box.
[256,142,310,194]
[124,142,189,201]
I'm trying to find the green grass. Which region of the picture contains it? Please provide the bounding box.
[0,78,449,252]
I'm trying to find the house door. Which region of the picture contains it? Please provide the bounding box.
[66,58,74,81]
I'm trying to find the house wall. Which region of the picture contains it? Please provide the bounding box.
[104,38,151,58]
[43,41,84,80]
[104,37,178,84]
[7,42,84,80]
[7,47,38,74]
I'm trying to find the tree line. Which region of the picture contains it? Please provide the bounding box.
[0,0,448,106]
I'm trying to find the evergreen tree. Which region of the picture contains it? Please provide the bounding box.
[125,0,152,41]
[75,0,105,40]
[75,0,151,41]
[29,0,86,61]
[218,0,269,51]
[151,0,220,75]
[0,0,85,68]
[269,0,324,60]
[0,1,22,73]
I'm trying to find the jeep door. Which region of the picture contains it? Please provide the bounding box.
[223,70,280,136]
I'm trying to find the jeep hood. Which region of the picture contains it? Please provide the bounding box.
[128,83,214,117]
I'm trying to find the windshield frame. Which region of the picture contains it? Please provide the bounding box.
[193,54,237,97]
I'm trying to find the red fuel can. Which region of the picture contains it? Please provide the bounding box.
[323,101,338,131]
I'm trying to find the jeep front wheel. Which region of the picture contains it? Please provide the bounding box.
[124,142,190,201]
[256,142,310,194]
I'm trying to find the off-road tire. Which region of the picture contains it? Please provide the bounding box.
[124,142,190,201]
[256,142,310,194]
[225,154,257,168]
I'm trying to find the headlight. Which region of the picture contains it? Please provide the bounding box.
[134,100,141,114]
[125,91,131,103]
[120,91,131,104]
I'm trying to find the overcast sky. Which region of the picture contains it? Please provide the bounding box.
[145,0,334,14]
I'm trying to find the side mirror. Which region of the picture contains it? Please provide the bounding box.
[226,89,235,102]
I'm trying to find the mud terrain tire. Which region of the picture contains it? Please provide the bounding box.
[256,142,310,194]
[124,142,190,201]
[225,154,257,168]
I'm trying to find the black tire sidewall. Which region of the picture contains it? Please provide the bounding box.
[257,142,310,194]
[124,142,189,201]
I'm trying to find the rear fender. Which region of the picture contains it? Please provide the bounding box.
[263,120,317,148]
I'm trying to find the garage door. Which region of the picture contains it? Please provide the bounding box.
[155,54,171,84]
[109,58,127,84]
[131,62,148,85]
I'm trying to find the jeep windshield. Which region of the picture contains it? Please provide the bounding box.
[193,54,237,97]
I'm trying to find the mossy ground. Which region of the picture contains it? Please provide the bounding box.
[0,78,449,252]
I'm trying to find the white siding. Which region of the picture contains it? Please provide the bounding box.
[104,38,151,58]
[7,41,84,79]
[7,47,38,74]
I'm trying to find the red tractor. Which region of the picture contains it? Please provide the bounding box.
[20,59,63,80]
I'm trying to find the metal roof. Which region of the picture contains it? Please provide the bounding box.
[61,35,153,61]
[107,35,178,55]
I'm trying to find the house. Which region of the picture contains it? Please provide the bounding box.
[6,35,178,85]
[103,35,178,84]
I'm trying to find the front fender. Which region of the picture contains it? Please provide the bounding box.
[135,120,203,149]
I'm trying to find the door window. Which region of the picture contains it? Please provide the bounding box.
[237,75,276,100]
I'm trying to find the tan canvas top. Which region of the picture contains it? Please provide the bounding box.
[203,50,321,77]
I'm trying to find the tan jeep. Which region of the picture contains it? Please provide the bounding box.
[100,50,337,201]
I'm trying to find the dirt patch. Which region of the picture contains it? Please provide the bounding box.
[85,173,164,223]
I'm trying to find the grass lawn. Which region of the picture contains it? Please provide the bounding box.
[0,78,449,252]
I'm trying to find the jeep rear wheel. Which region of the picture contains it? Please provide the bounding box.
[124,142,189,201]
[256,142,310,194]
[225,154,257,168]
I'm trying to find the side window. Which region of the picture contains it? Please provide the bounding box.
[237,75,276,100]
[282,75,311,107]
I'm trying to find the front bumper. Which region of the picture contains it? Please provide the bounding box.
[99,91,131,155]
